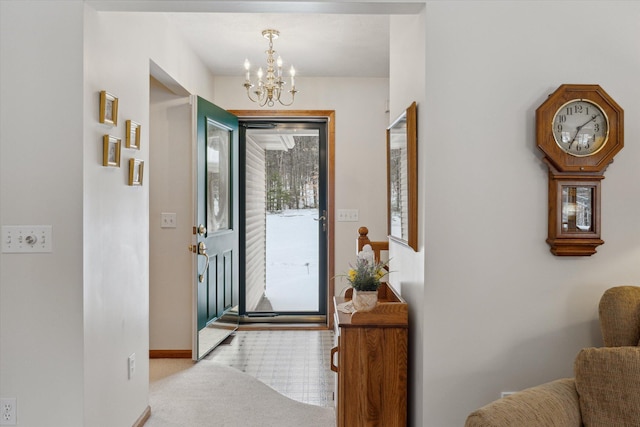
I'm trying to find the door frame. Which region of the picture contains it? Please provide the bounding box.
[230,110,335,329]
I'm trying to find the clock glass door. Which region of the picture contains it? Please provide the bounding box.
[561,185,594,233]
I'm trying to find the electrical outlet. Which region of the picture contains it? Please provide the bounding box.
[500,391,516,398]
[0,397,16,425]
[128,353,136,379]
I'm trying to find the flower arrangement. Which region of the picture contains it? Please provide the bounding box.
[345,256,389,292]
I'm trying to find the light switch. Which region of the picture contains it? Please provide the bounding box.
[1,225,52,253]
[161,213,177,229]
[337,209,359,222]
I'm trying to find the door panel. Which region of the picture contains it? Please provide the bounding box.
[194,96,239,360]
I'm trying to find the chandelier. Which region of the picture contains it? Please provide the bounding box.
[243,29,298,107]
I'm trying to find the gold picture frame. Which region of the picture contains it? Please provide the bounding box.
[103,135,121,167]
[99,90,118,126]
[128,158,144,186]
[126,120,141,150]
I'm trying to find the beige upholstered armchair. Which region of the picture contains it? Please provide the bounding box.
[465,286,640,427]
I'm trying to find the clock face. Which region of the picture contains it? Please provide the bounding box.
[552,99,609,157]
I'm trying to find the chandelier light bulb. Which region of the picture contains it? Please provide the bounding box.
[244,59,251,81]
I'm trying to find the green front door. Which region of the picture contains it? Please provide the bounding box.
[194,96,239,359]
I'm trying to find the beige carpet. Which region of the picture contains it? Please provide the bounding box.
[147,359,336,427]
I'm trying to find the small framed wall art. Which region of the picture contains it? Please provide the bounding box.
[126,120,141,150]
[99,90,118,126]
[128,158,144,186]
[102,135,121,167]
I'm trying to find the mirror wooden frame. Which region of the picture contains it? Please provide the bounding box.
[387,101,417,251]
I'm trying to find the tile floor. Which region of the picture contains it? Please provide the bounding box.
[204,329,335,407]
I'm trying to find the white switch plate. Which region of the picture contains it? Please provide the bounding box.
[1,225,52,253]
[337,209,359,222]
[160,213,177,229]
[128,353,136,379]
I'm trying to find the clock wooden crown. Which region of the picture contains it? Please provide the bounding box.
[536,84,624,173]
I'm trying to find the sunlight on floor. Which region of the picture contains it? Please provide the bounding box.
[204,329,335,407]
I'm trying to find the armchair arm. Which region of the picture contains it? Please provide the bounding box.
[465,378,581,427]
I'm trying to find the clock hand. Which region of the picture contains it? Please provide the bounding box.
[568,114,599,149]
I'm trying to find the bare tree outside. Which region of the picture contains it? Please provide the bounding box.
[266,135,319,213]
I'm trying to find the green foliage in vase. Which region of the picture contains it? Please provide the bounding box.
[345,258,388,292]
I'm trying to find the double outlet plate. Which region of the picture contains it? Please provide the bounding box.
[1,398,16,425]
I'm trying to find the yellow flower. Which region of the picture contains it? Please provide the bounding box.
[348,269,357,281]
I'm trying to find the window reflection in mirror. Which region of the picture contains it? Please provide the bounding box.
[389,115,408,241]
[387,102,417,251]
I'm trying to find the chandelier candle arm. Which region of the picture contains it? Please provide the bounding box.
[242,28,298,107]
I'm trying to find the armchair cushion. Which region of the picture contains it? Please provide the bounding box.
[574,347,640,427]
[464,378,581,427]
[598,286,640,347]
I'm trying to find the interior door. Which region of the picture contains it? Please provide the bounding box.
[193,96,239,360]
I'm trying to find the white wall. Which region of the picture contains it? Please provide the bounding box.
[0,3,219,426]
[82,8,219,426]
[214,76,390,297]
[148,78,194,352]
[389,11,426,427]
[420,1,640,426]
[0,2,85,426]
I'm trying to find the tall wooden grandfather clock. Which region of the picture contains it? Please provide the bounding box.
[536,84,623,256]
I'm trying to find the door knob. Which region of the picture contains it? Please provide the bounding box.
[197,241,207,254]
[188,242,208,254]
[189,242,210,282]
[314,210,327,231]
[197,242,209,283]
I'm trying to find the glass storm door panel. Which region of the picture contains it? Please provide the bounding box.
[194,96,239,360]
[241,121,327,316]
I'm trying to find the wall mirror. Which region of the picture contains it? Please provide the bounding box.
[387,101,417,251]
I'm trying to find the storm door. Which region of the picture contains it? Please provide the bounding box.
[240,120,328,320]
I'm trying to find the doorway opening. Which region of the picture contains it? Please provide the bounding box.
[234,111,335,324]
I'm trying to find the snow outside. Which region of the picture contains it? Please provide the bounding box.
[265,208,319,312]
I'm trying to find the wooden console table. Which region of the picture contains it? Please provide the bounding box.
[331,282,408,426]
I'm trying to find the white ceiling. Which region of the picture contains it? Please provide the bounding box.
[165,13,391,78]
[89,1,426,79]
